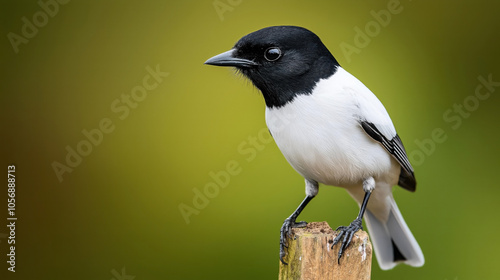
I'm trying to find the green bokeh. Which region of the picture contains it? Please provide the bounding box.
[1,0,499,279]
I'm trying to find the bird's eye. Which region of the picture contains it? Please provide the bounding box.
[264,47,282,61]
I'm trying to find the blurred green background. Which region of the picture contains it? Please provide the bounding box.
[1,0,499,279]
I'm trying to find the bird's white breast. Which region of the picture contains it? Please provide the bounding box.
[265,68,396,187]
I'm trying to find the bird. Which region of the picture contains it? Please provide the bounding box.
[204,25,424,270]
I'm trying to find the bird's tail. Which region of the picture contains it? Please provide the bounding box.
[364,196,425,270]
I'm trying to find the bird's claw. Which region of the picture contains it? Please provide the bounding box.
[279,218,307,265]
[332,218,363,264]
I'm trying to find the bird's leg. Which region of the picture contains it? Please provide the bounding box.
[279,195,313,265]
[280,179,318,265]
[332,177,374,264]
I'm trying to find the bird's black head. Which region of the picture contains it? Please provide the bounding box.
[205,26,340,108]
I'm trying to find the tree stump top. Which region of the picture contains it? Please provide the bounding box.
[278,221,372,280]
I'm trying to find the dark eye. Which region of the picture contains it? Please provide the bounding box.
[264,47,282,61]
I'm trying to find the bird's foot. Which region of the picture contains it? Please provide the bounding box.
[332,218,363,264]
[279,218,307,265]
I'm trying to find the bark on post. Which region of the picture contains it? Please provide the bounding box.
[278,221,372,280]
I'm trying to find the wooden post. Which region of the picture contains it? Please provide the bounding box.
[278,222,372,280]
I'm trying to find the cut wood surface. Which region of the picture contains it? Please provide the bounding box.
[278,221,372,280]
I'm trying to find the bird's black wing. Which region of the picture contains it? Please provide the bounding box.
[360,121,416,192]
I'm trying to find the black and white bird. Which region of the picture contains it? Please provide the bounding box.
[204,26,424,270]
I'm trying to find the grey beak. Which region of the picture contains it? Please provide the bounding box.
[204,49,258,68]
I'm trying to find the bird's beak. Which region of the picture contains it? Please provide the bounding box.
[204,49,258,68]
